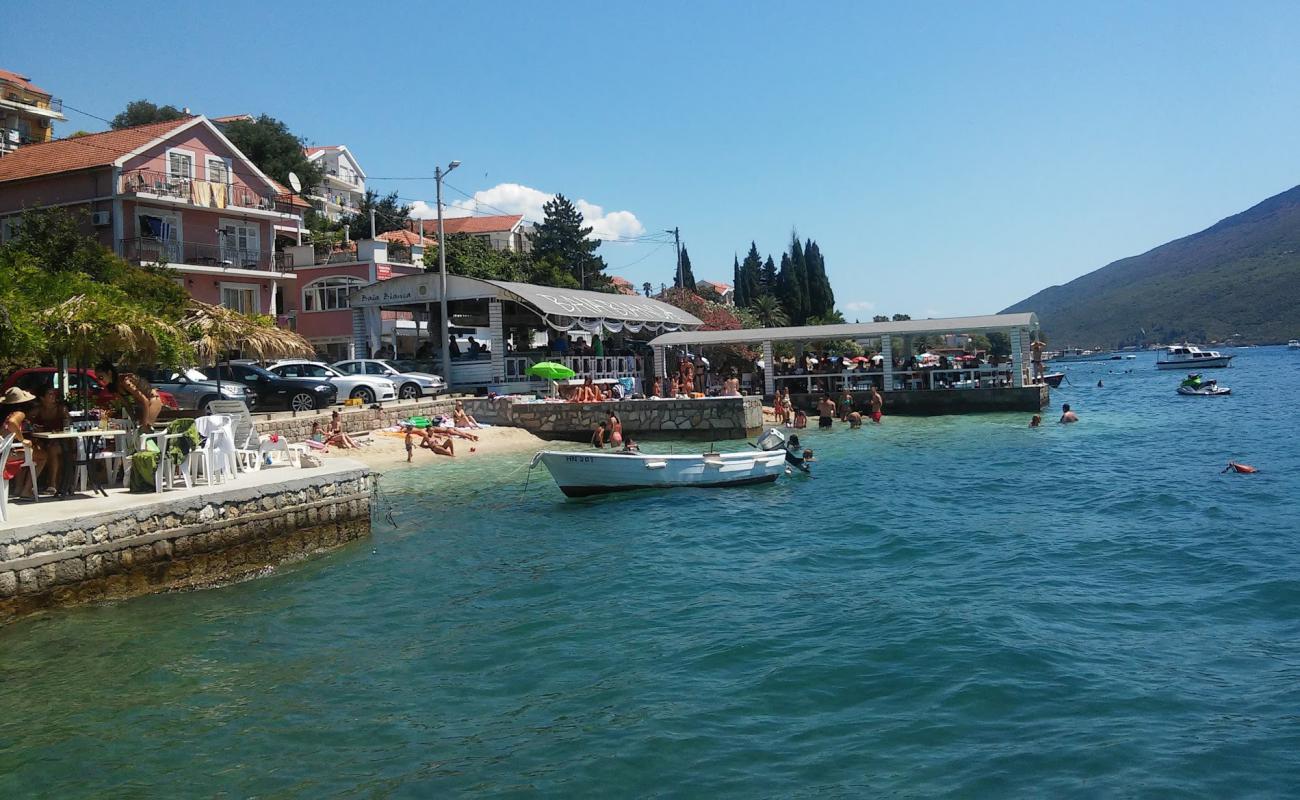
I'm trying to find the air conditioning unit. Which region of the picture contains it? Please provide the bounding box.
[91,211,111,226]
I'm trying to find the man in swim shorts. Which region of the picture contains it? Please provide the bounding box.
[869,386,883,423]
[1059,403,1079,423]
[817,395,836,429]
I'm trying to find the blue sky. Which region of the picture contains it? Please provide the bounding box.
[11,1,1300,317]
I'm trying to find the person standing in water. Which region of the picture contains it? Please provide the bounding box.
[869,386,884,424]
[1059,403,1079,423]
[816,395,836,429]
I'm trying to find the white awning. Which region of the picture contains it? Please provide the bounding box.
[482,280,702,332]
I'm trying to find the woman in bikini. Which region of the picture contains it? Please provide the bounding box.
[452,401,481,429]
[102,363,163,430]
[607,412,623,447]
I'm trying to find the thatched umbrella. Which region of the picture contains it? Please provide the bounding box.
[180,301,315,392]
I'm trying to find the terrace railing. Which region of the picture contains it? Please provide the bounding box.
[119,169,301,216]
[120,237,294,273]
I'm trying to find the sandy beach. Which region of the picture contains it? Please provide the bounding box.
[316,424,550,470]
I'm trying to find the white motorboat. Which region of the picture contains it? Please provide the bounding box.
[1176,374,1231,396]
[1156,344,1233,370]
[533,430,790,498]
[1288,339,1300,350]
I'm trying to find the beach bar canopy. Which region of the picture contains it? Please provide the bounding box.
[348,273,703,389]
[647,312,1040,395]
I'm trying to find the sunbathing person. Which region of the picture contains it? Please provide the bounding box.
[325,410,358,448]
[452,401,481,429]
[420,425,455,457]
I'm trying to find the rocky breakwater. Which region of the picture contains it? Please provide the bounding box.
[460,396,763,441]
[0,463,373,623]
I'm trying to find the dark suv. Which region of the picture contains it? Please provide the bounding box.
[201,363,337,411]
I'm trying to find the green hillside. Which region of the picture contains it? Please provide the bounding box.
[1002,185,1300,347]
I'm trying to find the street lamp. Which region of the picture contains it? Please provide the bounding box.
[435,160,460,386]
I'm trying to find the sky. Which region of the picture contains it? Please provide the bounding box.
[10,1,1300,318]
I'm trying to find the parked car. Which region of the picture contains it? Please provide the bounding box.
[331,359,447,399]
[138,367,255,413]
[201,363,337,412]
[264,360,397,404]
[2,367,179,411]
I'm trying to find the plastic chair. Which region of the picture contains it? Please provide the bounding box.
[1,433,17,522]
[3,433,41,503]
[192,414,236,485]
[137,430,194,492]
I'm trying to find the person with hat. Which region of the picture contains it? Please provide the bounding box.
[2,386,49,496]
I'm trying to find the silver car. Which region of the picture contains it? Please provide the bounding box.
[332,359,447,400]
[139,368,256,413]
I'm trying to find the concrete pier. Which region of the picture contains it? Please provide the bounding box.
[0,460,373,623]
[788,385,1049,415]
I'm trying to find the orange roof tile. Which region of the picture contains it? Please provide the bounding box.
[0,117,194,183]
[0,68,50,96]
[377,229,435,246]
[408,214,523,236]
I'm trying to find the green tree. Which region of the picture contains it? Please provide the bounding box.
[740,242,764,304]
[342,190,410,240]
[761,255,777,295]
[777,232,811,324]
[111,100,187,130]
[985,331,1012,357]
[749,294,790,328]
[892,313,912,322]
[732,255,745,307]
[531,194,607,290]
[642,281,652,297]
[423,232,528,282]
[676,246,696,291]
[873,315,890,323]
[220,115,323,196]
[804,239,835,319]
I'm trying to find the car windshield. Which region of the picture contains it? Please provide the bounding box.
[238,365,276,380]
[375,360,403,374]
[307,364,339,378]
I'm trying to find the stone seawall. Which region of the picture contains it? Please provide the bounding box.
[0,465,373,622]
[788,386,1048,415]
[458,396,764,441]
[253,399,459,440]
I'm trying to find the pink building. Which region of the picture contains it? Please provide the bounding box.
[0,115,307,319]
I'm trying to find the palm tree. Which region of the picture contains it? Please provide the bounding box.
[749,295,789,328]
[642,281,653,297]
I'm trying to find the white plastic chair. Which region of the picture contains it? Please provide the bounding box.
[3,433,41,503]
[192,414,237,485]
[1,433,16,522]
[138,430,193,492]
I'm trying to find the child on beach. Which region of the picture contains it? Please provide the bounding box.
[404,424,415,461]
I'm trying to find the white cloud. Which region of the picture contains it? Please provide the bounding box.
[842,300,876,312]
[408,182,645,240]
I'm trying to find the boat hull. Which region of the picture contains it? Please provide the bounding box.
[537,450,787,498]
[1156,356,1233,369]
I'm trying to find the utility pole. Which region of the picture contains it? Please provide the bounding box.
[435,160,461,386]
[666,227,681,287]
[369,209,376,239]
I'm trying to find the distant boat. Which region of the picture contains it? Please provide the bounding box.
[1289,339,1300,350]
[533,434,789,498]
[1042,372,1065,388]
[1156,344,1233,370]
[1050,348,1114,363]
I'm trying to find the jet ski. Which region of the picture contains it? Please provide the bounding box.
[1177,374,1231,396]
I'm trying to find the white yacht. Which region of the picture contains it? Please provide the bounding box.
[1288,339,1299,350]
[1155,344,1233,370]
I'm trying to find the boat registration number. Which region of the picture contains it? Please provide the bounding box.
[566,456,595,463]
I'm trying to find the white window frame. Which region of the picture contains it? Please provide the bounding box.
[218,282,261,315]
[218,217,261,265]
[205,155,233,185]
[301,275,366,313]
[166,147,196,181]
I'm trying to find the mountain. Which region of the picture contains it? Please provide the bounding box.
[1002,185,1300,347]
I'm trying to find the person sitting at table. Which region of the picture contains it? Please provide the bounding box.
[101,363,163,431]
[30,383,70,492]
[2,387,49,496]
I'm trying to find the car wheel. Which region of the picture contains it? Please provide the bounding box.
[399,382,422,400]
[290,392,318,412]
[198,395,218,414]
[351,387,375,404]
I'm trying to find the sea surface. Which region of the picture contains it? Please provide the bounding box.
[3,347,1300,798]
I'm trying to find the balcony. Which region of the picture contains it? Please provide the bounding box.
[121,237,294,274]
[0,91,64,118]
[119,169,301,216]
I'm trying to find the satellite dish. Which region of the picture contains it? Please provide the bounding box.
[287,171,302,193]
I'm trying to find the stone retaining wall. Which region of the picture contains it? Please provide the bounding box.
[0,467,373,623]
[252,400,459,440]
[459,396,763,441]
[787,386,1048,415]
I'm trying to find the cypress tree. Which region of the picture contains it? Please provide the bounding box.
[732,254,745,307]
[788,233,809,323]
[761,255,777,296]
[804,239,834,319]
[740,242,763,305]
[678,246,696,291]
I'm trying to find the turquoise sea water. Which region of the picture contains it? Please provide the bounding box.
[4,347,1300,797]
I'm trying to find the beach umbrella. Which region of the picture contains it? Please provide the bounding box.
[527,361,576,380]
[180,301,315,392]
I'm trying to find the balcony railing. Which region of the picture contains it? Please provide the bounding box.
[119,169,300,215]
[1,92,61,113]
[121,237,294,273]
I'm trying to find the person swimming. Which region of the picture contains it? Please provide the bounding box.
[1223,461,1258,474]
